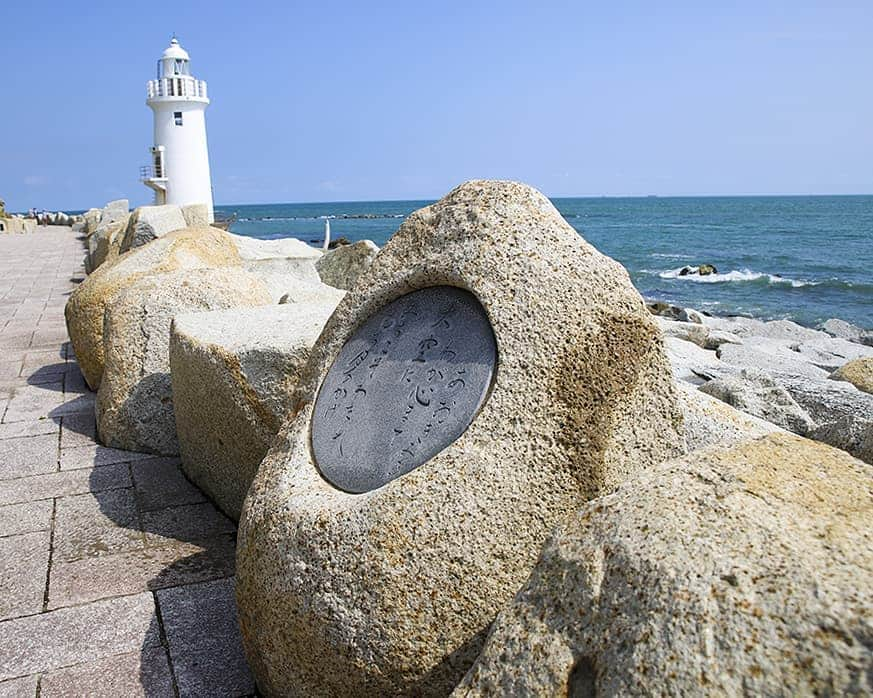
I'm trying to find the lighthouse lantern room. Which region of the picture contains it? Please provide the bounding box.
[141,37,214,222]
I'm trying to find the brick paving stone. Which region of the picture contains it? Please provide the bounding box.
[0,531,50,621]
[157,578,255,697]
[0,362,21,381]
[49,534,237,609]
[133,457,206,511]
[0,592,159,681]
[61,363,88,396]
[39,647,174,697]
[0,674,38,697]
[0,332,34,350]
[31,326,69,348]
[142,503,235,547]
[0,463,131,507]
[0,434,58,480]
[53,488,144,562]
[59,412,95,450]
[50,392,95,418]
[3,383,65,423]
[59,442,148,470]
[0,418,59,441]
[0,500,53,537]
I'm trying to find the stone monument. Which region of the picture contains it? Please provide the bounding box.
[236,180,685,696]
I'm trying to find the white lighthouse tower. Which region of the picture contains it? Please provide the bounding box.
[141,37,214,222]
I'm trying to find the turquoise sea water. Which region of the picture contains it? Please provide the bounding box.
[216,195,873,328]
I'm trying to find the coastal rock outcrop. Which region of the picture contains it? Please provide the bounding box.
[698,368,815,434]
[170,299,342,520]
[236,180,685,697]
[677,382,780,452]
[97,267,271,455]
[454,433,873,697]
[315,239,379,290]
[119,204,187,252]
[65,226,242,390]
[100,199,129,226]
[830,357,873,394]
[85,216,129,273]
[821,318,873,347]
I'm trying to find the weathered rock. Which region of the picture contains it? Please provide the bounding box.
[65,226,242,390]
[794,336,873,372]
[677,382,780,452]
[236,180,685,697]
[654,317,709,347]
[82,208,102,234]
[697,262,717,275]
[315,239,379,290]
[646,300,703,324]
[717,341,830,381]
[699,368,815,434]
[664,337,731,385]
[228,233,322,301]
[277,280,346,307]
[778,373,873,463]
[119,204,187,252]
[100,199,129,225]
[181,203,210,227]
[821,318,873,347]
[831,357,873,394]
[703,328,743,350]
[704,315,828,342]
[456,433,873,696]
[86,217,129,273]
[97,268,271,455]
[170,299,342,520]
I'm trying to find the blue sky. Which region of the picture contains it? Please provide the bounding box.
[1,1,871,210]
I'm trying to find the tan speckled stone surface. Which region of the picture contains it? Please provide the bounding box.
[831,357,873,395]
[65,226,242,389]
[96,267,271,455]
[455,432,873,696]
[170,301,341,521]
[236,180,685,696]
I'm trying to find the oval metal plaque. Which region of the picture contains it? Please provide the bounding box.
[311,286,497,493]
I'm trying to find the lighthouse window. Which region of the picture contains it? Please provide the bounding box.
[174,111,183,126]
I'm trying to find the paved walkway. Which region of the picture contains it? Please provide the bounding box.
[0,227,255,697]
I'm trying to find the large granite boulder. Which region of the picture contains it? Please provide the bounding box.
[228,233,323,302]
[65,226,242,390]
[100,199,129,225]
[85,216,129,274]
[82,208,102,235]
[831,356,873,394]
[315,239,379,290]
[119,204,187,252]
[454,433,873,696]
[97,268,271,455]
[236,180,685,697]
[698,368,815,434]
[170,299,342,520]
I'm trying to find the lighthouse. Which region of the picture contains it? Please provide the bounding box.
[141,37,214,222]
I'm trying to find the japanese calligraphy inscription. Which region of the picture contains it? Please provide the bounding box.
[311,286,497,493]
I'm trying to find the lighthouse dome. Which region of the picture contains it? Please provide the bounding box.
[162,38,190,61]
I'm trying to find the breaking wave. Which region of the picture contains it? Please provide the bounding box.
[658,266,818,287]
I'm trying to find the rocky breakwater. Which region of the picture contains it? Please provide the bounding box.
[455,432,872,695]
[651,304,873,464]
[235,180,685,696]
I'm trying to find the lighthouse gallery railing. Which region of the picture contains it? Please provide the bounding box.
[147,77,208,100]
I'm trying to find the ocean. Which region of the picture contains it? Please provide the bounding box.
[215,195,873,329]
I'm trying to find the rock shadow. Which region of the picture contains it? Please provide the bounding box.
[86,449,255,696]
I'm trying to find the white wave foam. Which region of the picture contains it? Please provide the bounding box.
[658,267,817,287]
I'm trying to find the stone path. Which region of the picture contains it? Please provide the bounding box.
[0,227,255,696]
